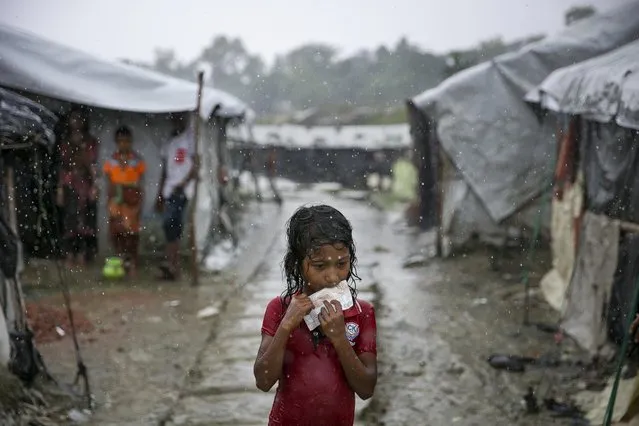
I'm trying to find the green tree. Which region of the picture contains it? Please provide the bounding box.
[122,30,547,119]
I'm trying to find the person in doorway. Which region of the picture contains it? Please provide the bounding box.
[265,147,282,205]
[103,126,146,276]
[66,109,99,261]
[254,204,377,425]
[155,113,197,281]
[56,128,98,268]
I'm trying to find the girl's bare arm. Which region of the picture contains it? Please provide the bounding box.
[332,339,377,400]
[253,324,293,391]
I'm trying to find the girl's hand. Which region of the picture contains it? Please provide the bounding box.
[281,294,313,332]
[319,300,346,343]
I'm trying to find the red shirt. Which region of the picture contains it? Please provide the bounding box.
[261,296,377,426]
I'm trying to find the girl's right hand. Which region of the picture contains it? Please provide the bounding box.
[281,294,314,332]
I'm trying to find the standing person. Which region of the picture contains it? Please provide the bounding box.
[240,148,262,202]
[265,147,282,205]
[66,109,100,261]
[155,113,197,281]
[56,128,98,268]
[103,126,146,276]
[254,204,378,425]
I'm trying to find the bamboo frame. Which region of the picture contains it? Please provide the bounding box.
[189,72,205,287]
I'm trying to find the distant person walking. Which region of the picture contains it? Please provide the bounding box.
[239,148,262,201]
[155,113,197,281]
[266,147,283,205]
[103,126,145,276]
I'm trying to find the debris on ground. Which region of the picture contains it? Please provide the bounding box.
[67,408,91,423]
[471,297,488,306]
[522,387,540,414]
[25,302,94,344]
[543,397,586,419]
[402,252,434,268]
[163,300,181,308]
[487,354,536,372]
[196,304,220,319]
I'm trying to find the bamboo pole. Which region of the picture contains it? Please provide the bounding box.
[435,144,444,257]
[619,219,639,234]
[4,164,27,331]
[189,71,205,287]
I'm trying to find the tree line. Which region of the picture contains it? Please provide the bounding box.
[123,5,595,121]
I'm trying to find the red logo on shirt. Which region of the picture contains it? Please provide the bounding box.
[174,148,186,164]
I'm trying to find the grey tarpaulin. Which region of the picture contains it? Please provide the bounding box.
[582,123,639,223]
[0,23,251,119]
[0,24,251,259]
[526,40,639,130]
[608,233,639,345]
[411,1,639,225]
[561,212,619,355]
[0,87,57,149]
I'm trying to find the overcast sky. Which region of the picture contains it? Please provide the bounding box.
[2,0,631,64]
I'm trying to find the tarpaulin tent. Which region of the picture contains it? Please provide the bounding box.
[0,88,55,380]
[527,37,639,357]
[0,87,57,150]
[528,39,639,423]
[227,124,410,187]
[408,1,639,254]
[526,39,639,130]
[0,23,252,258]
[0,24,249,120]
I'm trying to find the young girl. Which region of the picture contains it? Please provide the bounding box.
[254,204,377,426]
[103,126,145,276]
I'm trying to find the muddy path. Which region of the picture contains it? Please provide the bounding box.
[23,201,284,425]
[363,221,586,425]
[21,187,589,425]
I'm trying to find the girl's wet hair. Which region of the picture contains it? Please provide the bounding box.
[282,204,359,304]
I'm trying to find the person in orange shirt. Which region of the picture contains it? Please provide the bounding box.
[103,126,146,276]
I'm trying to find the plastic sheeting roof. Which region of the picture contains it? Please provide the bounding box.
[411,1,639,223]
[526,40,639,130]
[0,23,251,119]
[0,87,56,149]
[229,124,410,149]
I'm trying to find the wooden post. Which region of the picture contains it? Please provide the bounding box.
[5,165,17,235]
[435,143,444,257]
[189,71,205,287]
[4,164,27,330]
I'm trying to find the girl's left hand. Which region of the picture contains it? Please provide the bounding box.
[319,300,346,343]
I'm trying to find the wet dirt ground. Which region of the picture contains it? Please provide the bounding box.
[23,185,588,425]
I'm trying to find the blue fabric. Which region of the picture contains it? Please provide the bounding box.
[163,192,188,242]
